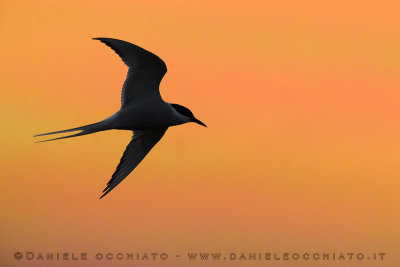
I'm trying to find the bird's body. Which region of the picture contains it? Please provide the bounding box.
[34,38,206,198]
[110,101,190,130]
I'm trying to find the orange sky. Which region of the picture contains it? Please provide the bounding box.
[1,0,399,266]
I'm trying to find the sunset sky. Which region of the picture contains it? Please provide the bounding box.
[1,0,399,266]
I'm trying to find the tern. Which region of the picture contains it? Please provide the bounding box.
[34,38,206,199]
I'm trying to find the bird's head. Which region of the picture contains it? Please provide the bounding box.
[171,104,207,127]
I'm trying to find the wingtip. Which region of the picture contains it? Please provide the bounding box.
[92,37,108,42]
[99,191,108,199]
[99,185,112,198]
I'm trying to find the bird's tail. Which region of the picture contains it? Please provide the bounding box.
[33,121,109,143]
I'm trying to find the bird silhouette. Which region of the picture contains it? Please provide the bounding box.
[34,38,206,199]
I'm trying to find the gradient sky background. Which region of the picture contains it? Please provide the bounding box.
[1,0,399,266]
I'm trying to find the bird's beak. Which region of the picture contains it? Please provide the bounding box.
[192,117,207,127]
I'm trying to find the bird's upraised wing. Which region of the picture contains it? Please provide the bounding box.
[93,38,167,107]
[100,128,167,199]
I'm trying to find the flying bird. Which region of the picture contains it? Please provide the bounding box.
[34,38,206,199]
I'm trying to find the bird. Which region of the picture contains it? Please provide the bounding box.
[34,37,206,199]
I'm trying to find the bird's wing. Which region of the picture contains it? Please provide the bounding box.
[100,128,167,199]
[93,37,167,107]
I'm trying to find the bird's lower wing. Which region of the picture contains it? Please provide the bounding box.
[100,127,167,199]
